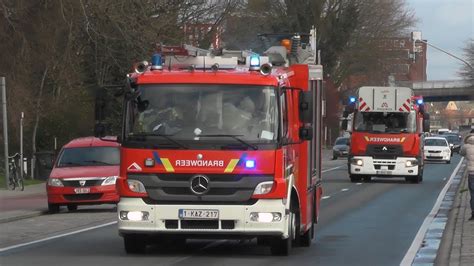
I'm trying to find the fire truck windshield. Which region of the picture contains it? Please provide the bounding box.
[126,84,279,149]
[353,111,416,133]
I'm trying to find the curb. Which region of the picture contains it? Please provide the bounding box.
[434,170,466,265]
[411,160,466,265]
[0,210,48,224]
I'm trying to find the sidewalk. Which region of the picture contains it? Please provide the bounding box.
[0,183,48,223]
[437,170,474,265]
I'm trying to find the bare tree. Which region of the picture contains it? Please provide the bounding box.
[459,39,474,84]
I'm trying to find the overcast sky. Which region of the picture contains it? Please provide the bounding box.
[407,0,473,80]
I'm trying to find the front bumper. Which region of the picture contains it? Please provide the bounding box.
[47,184,119,204]
[117,197,288,237]
[349,156,419,177]
[424,152,450,161]
[333,150,349,157]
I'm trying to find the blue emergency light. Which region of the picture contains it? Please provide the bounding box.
[349,96,357,103]
[245,160,256,169]
[249,55,260,70]
[417,99,423,105]
[151,53,163,70]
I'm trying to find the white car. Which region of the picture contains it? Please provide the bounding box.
[424,137,451,164]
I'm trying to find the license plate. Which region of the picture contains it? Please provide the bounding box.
[381,166,388,170]
[179,209,219,220]
[74,187,90,194]
[376,170,392,175]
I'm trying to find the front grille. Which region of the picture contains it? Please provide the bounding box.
[181,220,218,229]
[129,174,272,203]
[367,145,403,159]
[62,179,103,187]
[427,150,441,153]
[427,156,443,159]
[373,159,397,170]
[63,193,103,201]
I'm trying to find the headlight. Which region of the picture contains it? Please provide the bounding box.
[253,181,274,195]
[405,159,418,167]
[101,176,118,186]
[47,178,63,187]
[127,179,146,193]
[350,158,363,166]
[444,149,451,153]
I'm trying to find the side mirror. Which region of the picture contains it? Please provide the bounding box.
[299,91,313,124]
[299,126,313,141]
[423,113,430,133]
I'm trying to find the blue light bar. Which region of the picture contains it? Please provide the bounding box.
[417,99,423,105]
[245,160,256,169]
[151,53,163,70]
[349,96,356,103]
[249,55,260,70]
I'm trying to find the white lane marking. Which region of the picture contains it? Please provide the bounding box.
[400,158,464,266]
[0,221,117,253]
[322,165,344,173]
[322,196,331,200]
[341,188,349,192]
[356,183,363,185]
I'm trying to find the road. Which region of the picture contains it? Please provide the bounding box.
[0,153,462,266]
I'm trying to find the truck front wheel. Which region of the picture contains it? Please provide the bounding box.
[350,175,362,182]
[124,234,147,254]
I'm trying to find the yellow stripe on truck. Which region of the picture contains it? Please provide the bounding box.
[161,158,175,172]
[224,159,240,173]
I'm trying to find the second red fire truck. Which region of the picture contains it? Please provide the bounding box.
[344,86,430,183]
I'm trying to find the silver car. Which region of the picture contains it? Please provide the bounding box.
[332,137,350,160]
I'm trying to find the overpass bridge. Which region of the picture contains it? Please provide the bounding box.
[398,80,473,102]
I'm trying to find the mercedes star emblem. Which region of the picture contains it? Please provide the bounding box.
[382,146,388,151]
[190,175,210,195]
[197,154,203,160]
[79,180,86,187]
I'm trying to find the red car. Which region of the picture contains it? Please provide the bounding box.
[47,137,120,213]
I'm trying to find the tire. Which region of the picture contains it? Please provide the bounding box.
[405,176,421,184]
[18,177,24,191]
[362,176,372,182]
[48,203,60,214]
[7,178,16,190]
[446,160,450,164]
[124,235,147,254]
[67,204,78,211]
[300,222,313,247]
[271,205,295,256]
[350,175,362,183]
[332,155,337,160]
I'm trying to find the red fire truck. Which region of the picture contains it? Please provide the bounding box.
[344,86,430,183]
[96,30,324,255]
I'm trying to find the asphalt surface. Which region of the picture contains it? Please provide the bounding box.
[0,154,462,266]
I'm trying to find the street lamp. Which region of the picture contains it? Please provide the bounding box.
[411,31,473,70]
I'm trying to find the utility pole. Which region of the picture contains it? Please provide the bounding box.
[1,77,9,189]
[20,112,24,178]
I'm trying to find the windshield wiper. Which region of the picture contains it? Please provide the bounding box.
[83,160,115,165]
[197,134,258,150]
[127,133,189,149]
[60,162,84,166]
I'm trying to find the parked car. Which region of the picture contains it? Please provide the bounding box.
[441,133,462,153]
[424,137,451,164]
[332,137,350,160]
[47,137,120,213]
